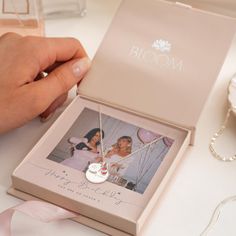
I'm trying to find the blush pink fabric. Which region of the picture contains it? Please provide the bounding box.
[0,201,78,236]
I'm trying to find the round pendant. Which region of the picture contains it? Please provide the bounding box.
[86,163,109,184]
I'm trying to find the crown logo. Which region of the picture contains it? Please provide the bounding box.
[152,39,171,53]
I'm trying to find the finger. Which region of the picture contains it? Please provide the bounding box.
[40,93,68,121]
[44,62,82,87]
[20,36,88,79]
[35,62,70,121]
[35,61,71,120]
[23,57,91,118]
[0,32,22,42]
[36,37,87,70]
[44,62,63,73]
[34,62,62,82]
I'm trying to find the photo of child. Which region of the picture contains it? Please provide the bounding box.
[47,108,174,194]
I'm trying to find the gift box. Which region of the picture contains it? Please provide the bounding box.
[9,0,236,235]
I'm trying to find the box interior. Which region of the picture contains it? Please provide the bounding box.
[12,97,189,235]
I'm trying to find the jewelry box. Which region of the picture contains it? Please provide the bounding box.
[9,0,236,235]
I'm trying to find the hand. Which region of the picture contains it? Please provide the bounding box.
[0,33,91,133]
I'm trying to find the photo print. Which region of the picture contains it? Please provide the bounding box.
[47,108,174,194]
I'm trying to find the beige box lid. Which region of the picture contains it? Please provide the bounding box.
[78,0,236,133]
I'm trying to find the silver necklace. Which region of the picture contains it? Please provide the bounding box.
[85,106,162,184]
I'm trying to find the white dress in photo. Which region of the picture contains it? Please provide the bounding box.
[105,154,133,176]
[61,149,99,172]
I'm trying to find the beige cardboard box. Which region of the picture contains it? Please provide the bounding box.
[10,0,236,235]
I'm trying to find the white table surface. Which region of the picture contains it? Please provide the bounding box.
[1,0,236,235]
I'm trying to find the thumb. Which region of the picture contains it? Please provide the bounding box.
[25,57,91,117]
[43,56,91,98]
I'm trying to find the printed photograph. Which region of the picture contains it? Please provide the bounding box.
[47,108,174,194]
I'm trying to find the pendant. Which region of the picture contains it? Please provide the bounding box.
[85,163,109,184]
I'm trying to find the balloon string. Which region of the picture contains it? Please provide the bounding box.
[200,195,236,235]
[137,144,152,181]
[136,145,151,184]
[136,145,149,183]
[135,144,145,184]
[136,145,167,185]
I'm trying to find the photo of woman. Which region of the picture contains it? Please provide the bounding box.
[47,108,174,194]
[60,128,104,172]
[105,136,133,185]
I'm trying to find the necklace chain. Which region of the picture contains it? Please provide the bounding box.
[200,195,236,235]
[98,106,105,161]
[209,108,236,162]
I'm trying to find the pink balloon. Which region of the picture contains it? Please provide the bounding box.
[163,137,174,147]
[137,128,161,144]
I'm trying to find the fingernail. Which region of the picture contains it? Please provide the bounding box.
[40,112,55,123]
[72,57,91,78]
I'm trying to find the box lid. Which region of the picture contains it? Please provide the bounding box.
[168,0,236,18]
[78,0,236,133]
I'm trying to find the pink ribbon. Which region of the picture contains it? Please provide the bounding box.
[0,201,78,236]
